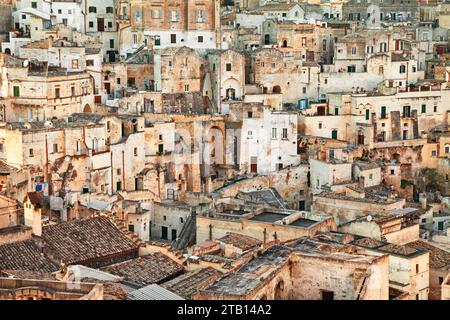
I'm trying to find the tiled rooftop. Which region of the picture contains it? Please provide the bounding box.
[0,239,58,273]
[407,240,450,269]
[217,233,262,251]
[161,267,222,300]
[42,217,139,265]
[102,253,184,287]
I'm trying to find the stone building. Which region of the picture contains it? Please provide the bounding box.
[195,235,390,300]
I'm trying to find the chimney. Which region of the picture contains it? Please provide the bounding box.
[358,176,365,189]
[419,193,427,209]
[24,193,42,237]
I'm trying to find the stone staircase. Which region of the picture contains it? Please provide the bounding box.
[110,215,144,247]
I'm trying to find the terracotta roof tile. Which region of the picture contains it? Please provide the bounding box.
[102,253,183,287]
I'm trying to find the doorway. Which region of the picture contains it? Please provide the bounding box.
[161,226,168,240]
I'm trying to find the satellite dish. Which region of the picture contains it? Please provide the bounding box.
[23,60,29,67]
[367,215,373,222]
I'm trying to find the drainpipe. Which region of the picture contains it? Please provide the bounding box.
[122,150,125,190]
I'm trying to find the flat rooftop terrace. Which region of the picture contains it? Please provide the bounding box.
[289,218,317,228]
[249,212,287,223]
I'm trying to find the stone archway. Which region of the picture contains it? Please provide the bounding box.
[273,85,282,94]
[274,280,285,300]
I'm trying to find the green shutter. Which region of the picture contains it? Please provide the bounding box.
[381,106,386,118]
[421,104,426,113]
[13,86,20,97]
[365,109,370,120]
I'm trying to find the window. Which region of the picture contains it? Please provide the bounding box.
[117,168,121,175]
[108,22,113,28]
[369,174,373,180]
[88,6,96,13]
[57,9,61,14]
[403,105,411,118]
[86,59,94,67]
[226,63,232,72]
[421,104,426,113]
[171,34,176,44]
[71,86,75,96]
[106,7,114,14]
[347,65,356,73]
[29,148,34,157]
[399,65,406,73]
[322,291,334,300]
[89,21,94,28]
[128,224,134,232]
[248,111,253,118]
[198,36,203,43]
[13,86,20,97]
[445,145,450,154]
[391,169,395,175]
[431,150,437,157]
[55,88,60,98]
[282,128,288,139]
[151,8,162,19]
[302,87,306,94]
[381,106,386,118]
[53,144,58,153]
[434,105,437,112]
[180,217,184,223]
[195,9,206,23]
[318,122,322,129]
[109,39,114,48]
[163,215,167,221]
[439,277,444,285]
[351,47,357,55]
[72,59,79,69]
[272,128,277,139]
[365,109,370,120]
[184,84,189,92]
[416,264,419,273]
[134,147,138,156]
[170,9,179,22]
[31,2,37,8]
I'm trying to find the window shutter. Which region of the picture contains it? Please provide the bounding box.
[176,10,179,21]
[195,9,198,22]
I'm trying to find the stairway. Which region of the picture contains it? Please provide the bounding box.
[174,213,196,250]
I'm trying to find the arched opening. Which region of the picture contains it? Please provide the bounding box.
[357,129,365,145]
[273,85,282,94]
[282,40,288,48]
[274,280,285,300]
[263,87,268,94]
[226,88,236,100]
[83,104,92,113]
[393,153,401,162]
[4,48,11,55]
